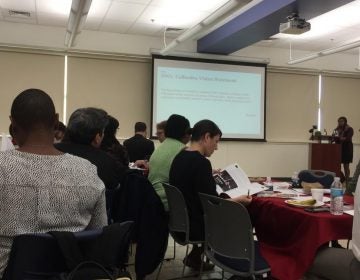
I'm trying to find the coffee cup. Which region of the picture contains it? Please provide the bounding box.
[311,188,324,202]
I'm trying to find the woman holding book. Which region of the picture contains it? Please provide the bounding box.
[169,119,252,270]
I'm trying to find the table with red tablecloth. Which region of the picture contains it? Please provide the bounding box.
[247,195,354,280]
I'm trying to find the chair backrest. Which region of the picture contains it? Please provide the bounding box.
[111,170,169,279]
[3,221,133,280]
[199,194,255,269]
[163,183,190,243]
[298,169,335,188]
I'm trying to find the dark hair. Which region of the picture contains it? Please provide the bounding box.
[135,122,146,133]
[338,116,347,124]
[156,120,167,130]
[65,108,108,145]
[9,124,14,138]
[165,114,191,141]
[56,121,66,132]
[11,88,56,132]
[191,119,222,142]
[101,115,119,149]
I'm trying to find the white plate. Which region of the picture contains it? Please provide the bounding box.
[285,199,324,208]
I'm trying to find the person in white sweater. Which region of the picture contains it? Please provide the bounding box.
[0,88,107,276]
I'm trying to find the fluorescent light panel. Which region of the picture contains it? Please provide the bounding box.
[63,55,68,124]
[65,0,92,48]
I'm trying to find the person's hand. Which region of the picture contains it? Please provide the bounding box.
[212,168,221,175]
[231,195,252,205]
[134,160,149,169]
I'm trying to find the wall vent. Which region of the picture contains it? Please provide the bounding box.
[8,10,31,18]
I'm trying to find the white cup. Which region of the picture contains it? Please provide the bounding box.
[311,188,324,202]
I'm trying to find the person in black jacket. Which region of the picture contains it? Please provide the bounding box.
[123,122,154,162]
[56,108,126,217]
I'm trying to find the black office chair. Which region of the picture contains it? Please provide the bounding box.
[199,193,270,280]
[156,183,204,279]
[3,221,133,280]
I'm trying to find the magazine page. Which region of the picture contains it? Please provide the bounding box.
[214,163,265,197]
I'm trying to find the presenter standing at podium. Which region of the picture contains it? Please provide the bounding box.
[333,116,353,183]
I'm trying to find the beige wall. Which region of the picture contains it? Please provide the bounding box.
[1,50,360,177]
[266,71,318,141]
[0,51,64,133]
[67,56,152,137]
[322,75,360,141]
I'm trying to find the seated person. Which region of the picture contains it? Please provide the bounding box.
[306,177,360,280]
[100,115,129,170]
[54,121,66,143]
[155,120,167,143]
[56,108,126,191]
[148,114,191,210]
[0,89,107,276]
[100,115,149,171]
[56,108,126,220]
[169,119,252,270]
[123,122,154,162]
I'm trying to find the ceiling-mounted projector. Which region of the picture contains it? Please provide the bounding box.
[279,14,311,35]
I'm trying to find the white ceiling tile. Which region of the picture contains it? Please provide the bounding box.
[36,0,71,16]
[1,8,36,22]
[88,0,111,19]
[138,5,209,28]
[150,0,229,13]
[0,0,35,12]
[1,16,36,24]
[127,22,163,36]
[100,19,132,33]
[106,2,146,21]
[37,12,68,27]
[84,18,103,31]
[153,28,185,38]
[114,0,152,4]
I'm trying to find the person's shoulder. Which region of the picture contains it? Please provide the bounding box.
[123,137,133,144]
[63,154,105,190]
[174,149,202,161]
[64,152,94,164]
[145,137,154,146]
[0,149,15,159]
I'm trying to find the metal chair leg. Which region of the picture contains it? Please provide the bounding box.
[155,260,164,280]
[164,238,176,261]
[182,244,190,278]
[198,250,205,280]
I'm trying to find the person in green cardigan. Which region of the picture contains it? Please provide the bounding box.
[148,114,191,210]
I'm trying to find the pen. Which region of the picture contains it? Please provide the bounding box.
[247,189,250,197]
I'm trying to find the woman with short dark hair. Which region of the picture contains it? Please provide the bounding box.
[169,119,251,270]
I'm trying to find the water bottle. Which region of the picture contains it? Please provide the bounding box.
[291,171,299,188]
[330,177,343,215]
[265,176,273,191]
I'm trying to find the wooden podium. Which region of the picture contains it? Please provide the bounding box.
[309,143,341,176]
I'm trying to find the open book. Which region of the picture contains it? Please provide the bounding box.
[213,163,266,198]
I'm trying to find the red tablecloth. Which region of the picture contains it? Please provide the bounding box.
[248,195,354,280]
